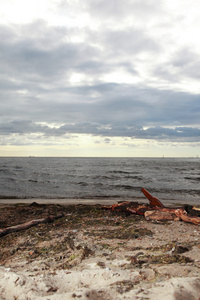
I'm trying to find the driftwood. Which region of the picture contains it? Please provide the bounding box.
[0,214,63,238]
[141,188,165,207]
[103,188,200,225]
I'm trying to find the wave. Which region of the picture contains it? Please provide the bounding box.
[184,177,200,181]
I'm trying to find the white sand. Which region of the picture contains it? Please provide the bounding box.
[0,200,200,300]
[0,263,199,299]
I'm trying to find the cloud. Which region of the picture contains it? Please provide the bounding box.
[172,48,200,80]
[98,28,160,57]
[1,117,200,145]
[0,120,49,135]
[0,0,200,154]
[87,0,164,22]
[2,83,198,125]
[153,47,200,82]
[0,22,101,81]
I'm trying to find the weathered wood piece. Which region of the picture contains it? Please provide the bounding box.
[141,188,165,207]
[144,210,181,221]
[0,213,63,238]
[173,209,200,225]
[103,188,200,225]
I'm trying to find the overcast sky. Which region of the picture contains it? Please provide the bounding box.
[0,0,200,157]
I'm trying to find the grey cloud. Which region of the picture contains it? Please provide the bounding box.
[87,0,164,21]
[87,27,161,60]
[133,126,200,141]
[104,138,111,143]
[118,62,139,76]
[152,65,178,82]
[0,15,200,148]
[153,47,200,81]
[172,48,196,68]
[52,124,200,142]
[1,120,200,143]
[0,20,160,91]
[46,85,200,127]
[102,28,160,55]
[0,120,50,135]
[0,22,101,81]
[1,81,200,130]
[172,48,200,80]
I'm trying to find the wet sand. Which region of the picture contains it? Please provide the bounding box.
[0,196,199,206]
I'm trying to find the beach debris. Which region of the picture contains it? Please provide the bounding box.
[0,213,63,238]
[103,188,200,225]
[144,210,180,221]
[141,188,165,207]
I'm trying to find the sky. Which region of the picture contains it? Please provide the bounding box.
[0,0,200,157]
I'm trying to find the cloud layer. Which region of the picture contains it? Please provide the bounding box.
[0,0,200,151]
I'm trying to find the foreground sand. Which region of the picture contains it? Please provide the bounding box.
[0,201,200,300]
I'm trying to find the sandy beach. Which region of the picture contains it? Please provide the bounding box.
[0,199,200,300]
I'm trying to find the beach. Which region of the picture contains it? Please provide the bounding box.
[0,199,200,299]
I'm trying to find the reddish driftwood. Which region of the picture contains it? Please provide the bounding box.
[103,188,200,225]
[105,201,150,215]
[141,188,165,207]
[173,209,200,225]
[0,214,63,238]
[144,210,181,221]
[145,207,200,225]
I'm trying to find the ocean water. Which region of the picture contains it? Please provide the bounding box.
[0,157,200,204]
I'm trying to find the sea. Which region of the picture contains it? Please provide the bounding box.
[0,157,200,205]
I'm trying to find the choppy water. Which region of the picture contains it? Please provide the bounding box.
[0,157,200,204]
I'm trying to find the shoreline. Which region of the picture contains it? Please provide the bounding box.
[0,197,200,207]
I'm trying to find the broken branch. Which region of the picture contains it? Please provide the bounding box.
[0,213,63,238]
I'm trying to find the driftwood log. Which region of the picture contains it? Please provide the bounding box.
[103,188,200,225]
[0,213,63,238]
